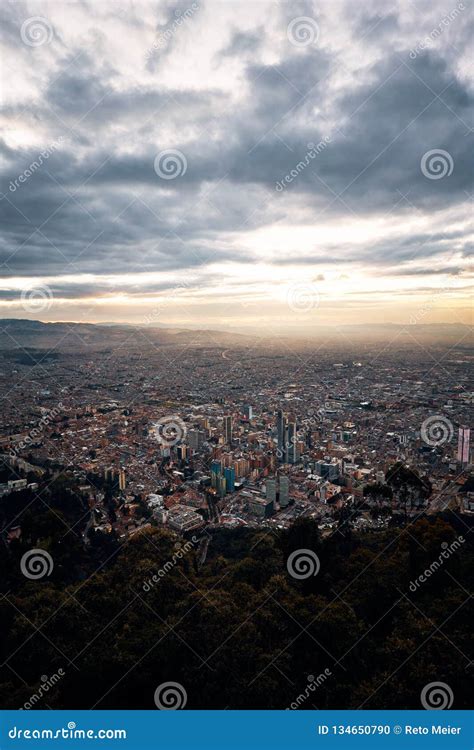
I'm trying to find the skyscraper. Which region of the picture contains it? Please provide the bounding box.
[279,475,289,507]
[277,410,286,459]
[224,466,235,492]
[286,422,298,464]
[177,445,188,461]
[188,429,206,451]
[217,474,227,498]
[211,459,223,474]
[224,415,232,445]
[266,478,276,503]
[243,405,253,420]
[457,426,470,466]
[118,468,126,491]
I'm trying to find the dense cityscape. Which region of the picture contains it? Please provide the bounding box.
[1,320,472,547]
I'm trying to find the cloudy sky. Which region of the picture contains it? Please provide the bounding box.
[0,0,472,332]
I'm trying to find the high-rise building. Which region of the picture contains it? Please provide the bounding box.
[277,410,285,448]
[210,460,222,489]
[457,426,470,466]
[211,459,222,474]
[217,474,227,498]
[177,445,188,461]
[277,410,286,459]
[266,478,276,503]
[224,415,232,445]
[118,468,126,491]
[234,458,250,477]
[248,497,274,518]
[286,422,298,464]
[279,475,289,507]
[224,466,235,492]
[188,429,206,451]
[243,405,253,420]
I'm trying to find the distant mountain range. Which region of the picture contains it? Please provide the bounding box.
[0,318,471,353]
[0,318,259,352]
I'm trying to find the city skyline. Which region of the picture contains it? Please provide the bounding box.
[1,0,472,331]
[0,0,472,723]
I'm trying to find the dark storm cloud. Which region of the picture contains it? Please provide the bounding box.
[228,50,473,209]
[0,0,472,297]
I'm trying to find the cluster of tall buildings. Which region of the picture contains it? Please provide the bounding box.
[265,475,290,508]
[277,410,299,464]
[105,466,127,491]
[210,459,235,497]
[457,426,470,467]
